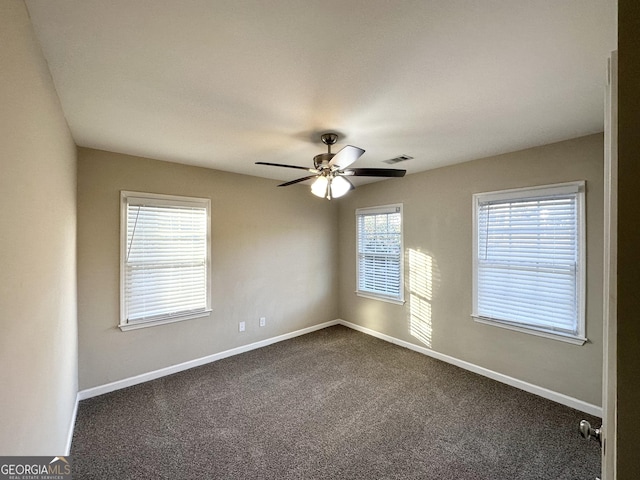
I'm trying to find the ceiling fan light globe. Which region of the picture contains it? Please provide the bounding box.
[311,176,329,198]
[330,175,351,198]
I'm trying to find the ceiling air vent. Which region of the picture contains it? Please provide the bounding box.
[383,154,413,165]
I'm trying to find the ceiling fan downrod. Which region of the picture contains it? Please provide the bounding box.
[314,133,339,168]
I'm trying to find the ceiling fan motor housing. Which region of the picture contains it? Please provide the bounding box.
[313,153,335,169]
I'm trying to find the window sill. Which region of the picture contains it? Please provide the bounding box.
[119,309,212,331]
[356,291,405,306]
[472,315,587,345]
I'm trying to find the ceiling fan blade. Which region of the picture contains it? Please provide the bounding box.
[278,175,317,187]
[256,161,317,173]
[343,176,356,190]
[328,145,365,169]
[343,168,406,177]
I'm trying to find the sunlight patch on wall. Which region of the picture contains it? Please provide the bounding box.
[408,249,434,348]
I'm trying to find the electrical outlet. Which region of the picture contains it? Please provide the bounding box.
[259,316,266,327]
[239,321,245,332]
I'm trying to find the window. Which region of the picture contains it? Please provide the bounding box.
[120,191,211,331]
[472,182,586,344]
[356,204,404,304]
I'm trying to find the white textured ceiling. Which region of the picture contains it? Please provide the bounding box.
[25,0,616,185]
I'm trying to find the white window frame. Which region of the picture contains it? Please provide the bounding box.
[119,191,212,331]
[355,203,405,305]
[472,181,586,345]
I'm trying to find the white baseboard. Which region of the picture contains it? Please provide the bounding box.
[337,319,602,417]
[78,320,340,400]
[64,393,79,455]
[77,317,600,417]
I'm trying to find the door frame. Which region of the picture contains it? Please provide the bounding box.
[601,50,617,480]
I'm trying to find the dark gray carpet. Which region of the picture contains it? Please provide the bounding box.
[71,325,601,479]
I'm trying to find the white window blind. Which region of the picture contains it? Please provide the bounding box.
[120,192,211,330]
[356,204,404,303]
[473,182,585,341]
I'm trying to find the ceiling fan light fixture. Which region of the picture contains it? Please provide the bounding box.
[330,175,351,198]
[310,175,329,198]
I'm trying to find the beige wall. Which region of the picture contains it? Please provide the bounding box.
[0,1,77,455]
[617,1,640,477]
[338,134,604,406]
[77,148,338,390]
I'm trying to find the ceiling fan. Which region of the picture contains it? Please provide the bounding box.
[256,133,406,199]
